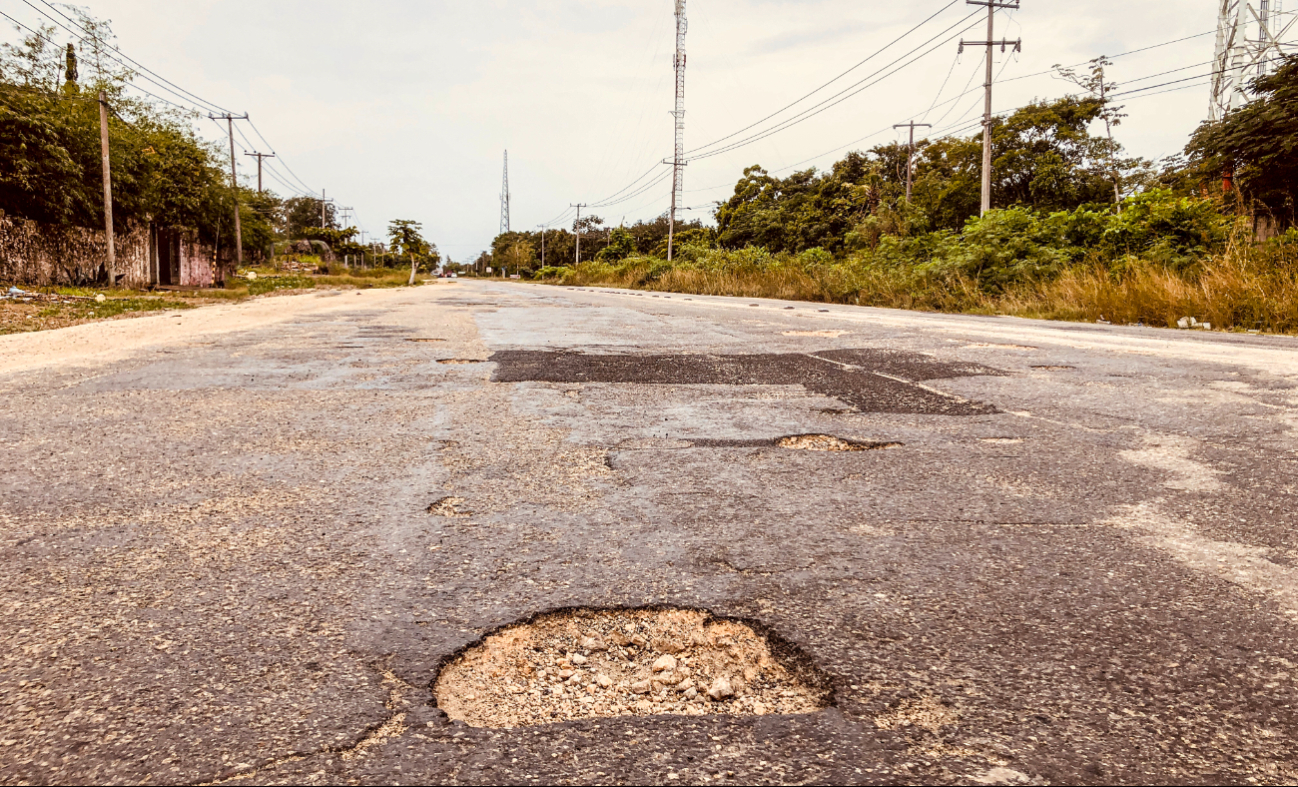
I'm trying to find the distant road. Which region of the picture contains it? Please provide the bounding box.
[2,280,1296,785]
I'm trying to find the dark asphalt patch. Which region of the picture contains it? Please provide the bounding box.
[490,349,1000,415]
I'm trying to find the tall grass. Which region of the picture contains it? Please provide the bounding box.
[542,225,1298,334]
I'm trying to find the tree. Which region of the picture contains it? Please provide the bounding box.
[1187,55,1298,230]
[283,196,337,237]
[388,219,438,284]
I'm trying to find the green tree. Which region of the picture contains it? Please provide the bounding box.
[1187,55,1298,230]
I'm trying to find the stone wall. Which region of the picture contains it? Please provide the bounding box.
[0,214,224,288]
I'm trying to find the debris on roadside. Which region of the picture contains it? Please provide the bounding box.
[1177,316,1212,330]
[1,287,96,304]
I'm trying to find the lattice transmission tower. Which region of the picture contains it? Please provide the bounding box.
[666,0,688,262]
[500,150,511,234]
[1211,1,1295,120]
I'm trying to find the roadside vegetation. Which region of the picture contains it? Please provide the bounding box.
[507,57,1298,333]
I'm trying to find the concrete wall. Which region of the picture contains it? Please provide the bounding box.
[0,214,223,288]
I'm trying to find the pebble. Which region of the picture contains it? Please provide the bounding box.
[684,687,698,699]
[630,679,654,694]
[631,634,648,647]
[676,679,694,693]
[571,654,588,665]
[596,674,613,688]
[559,669,575,679]
[652,654,677,673]
[708,676,734,700]
[580,636,606,651]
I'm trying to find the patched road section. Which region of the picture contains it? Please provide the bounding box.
[2,281,1298,785]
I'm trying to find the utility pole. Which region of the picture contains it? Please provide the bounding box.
[97,91,116,286]
[537,224,547,267]
[892,121,932,204]
[500,151,511,234]
[319,189,335,228]
[210,113,249,267]
[960,1,1021,216]
[242,151,275,194]
[665,0,689,262]
[570,204,587,265]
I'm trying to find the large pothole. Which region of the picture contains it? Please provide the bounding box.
[433,607,832,728]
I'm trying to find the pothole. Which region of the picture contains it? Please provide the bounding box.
[438,358,486,365]
[980,437,1023,445]
[433,607,832,729]
[778,434,901,452]
[407,338,447,343]
[783,330,847,338]
[427,496,471,517]
[1031,365,1075,371]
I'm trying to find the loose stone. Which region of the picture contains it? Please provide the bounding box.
[653,654,678,673]
[708,676,734,700]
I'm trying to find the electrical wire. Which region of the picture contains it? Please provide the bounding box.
[27,0,233,113]
[684,11,987,162]
[684,0,964,158]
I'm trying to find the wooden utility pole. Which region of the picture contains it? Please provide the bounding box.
[892,121,932,204]
[210,113,249,267]
[570,204,587,265]
[97,91,116,285]
[960,1,1021,215]
[243,151,275,194]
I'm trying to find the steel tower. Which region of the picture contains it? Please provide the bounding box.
[1211,1,1295,120]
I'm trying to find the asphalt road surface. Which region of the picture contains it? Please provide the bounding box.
[3,281,1298,786]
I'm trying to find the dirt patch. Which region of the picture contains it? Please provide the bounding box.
[433,607,832,729]
[778,435,901,452]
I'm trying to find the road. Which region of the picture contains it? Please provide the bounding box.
[2,280,1297,785]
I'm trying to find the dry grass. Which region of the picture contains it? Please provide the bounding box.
[548,235,1298,334]
[0,268,432,335]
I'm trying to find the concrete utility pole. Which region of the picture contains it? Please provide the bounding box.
[892,121,932,204]
[570,204,587,265]
[319,189,335,228]
[537,224,547,268]
[210,113,249,267]
[97,91,116,285]
[960,1,1021,216]
[243,151,275,194]
[500,151,511,234]
[665,0,689,262]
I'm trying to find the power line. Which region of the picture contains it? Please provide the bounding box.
[685,11,988,162]
[684,0,965,158]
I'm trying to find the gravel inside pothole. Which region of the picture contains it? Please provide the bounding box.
[434,608,831,728]
[778,434,901,452]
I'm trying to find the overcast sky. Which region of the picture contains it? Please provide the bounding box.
[4,1,1239,259]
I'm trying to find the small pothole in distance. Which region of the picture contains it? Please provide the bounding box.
[407,338,447,343]
[427,496,471,517]
[433,607,832,729]
[778,434,902,452]
[438,358,486,365]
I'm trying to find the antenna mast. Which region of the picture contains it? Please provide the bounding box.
[500,150,511,234]
[1211,1,1295,121]
[666,0,688,262]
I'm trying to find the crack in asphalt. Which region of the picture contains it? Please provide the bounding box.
[199,669,413,785]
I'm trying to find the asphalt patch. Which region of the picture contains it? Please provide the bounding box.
[490,349,1000,415]
[433,607,832,729]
